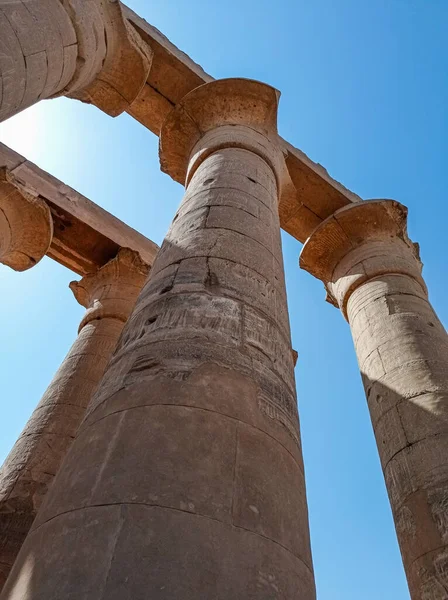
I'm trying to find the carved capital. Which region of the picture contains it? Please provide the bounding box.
[65,0,153,116]
[0,170,53,271]
[0,0,152,122]
[299,199,426,318]
[159,78,294,201]
[70,248,150,331]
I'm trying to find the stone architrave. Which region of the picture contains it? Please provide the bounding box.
[0,144,160,275]
[0,168,53,271]
[0,0,152,122]
[2,78,317,600]
[300,199,448,600]
[0,248,149,590]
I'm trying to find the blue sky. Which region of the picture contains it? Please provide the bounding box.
[0,1,446,598]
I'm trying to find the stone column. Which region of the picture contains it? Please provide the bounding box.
[0,170,53,271]
[300,199,448,600]
[0,248,149,591]
[3,79,316,600]
[0,0,152,122]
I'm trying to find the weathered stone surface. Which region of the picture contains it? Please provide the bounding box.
[0,169,53,271]
[0,249,150,591]
[3,505,315,600]
[300,199,448,600]
[233,424,312,567]
[0,143,159,274]
[66,0,152,116]
[4,79,316,599]
[0,0,151,122]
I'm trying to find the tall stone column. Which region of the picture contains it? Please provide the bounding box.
[0,170,53,271]
[0,248,149,591]
[300,199,448,600]
[0,0,152,122]
[3,79,316,600]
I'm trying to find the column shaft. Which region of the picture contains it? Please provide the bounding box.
[2,79,316,600]
[0,248,149,590]
[0,320,122,588]
[349,273,448,599]
[300,200,448,600]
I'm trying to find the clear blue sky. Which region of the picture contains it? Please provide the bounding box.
[0,1,446,598]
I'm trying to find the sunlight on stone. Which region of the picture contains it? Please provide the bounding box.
[7,554,35,600]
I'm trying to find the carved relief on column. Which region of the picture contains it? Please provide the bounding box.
[300,200,448,600]
[0,169,53,271]
[2,79,316,600]
[0,248,149,590]
[0,0,152,122]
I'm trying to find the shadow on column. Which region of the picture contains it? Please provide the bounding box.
[360,371,448,600]
[1,114,317,598]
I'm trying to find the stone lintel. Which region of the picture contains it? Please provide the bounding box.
[0,143,159,275]
[300,199,425,316]
[123,4,361,242]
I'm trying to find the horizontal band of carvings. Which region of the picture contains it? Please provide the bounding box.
[0,143,158,275]
[122,4,361,243]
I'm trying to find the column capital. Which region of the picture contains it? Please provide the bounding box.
[70,247,149,331]
[159,78,293,199]
[0,0,152,122]
[300,199,425,318]
[0,170,53,271]
[65,0,153,117]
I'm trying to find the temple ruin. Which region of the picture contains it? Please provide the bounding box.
[0,2,447,599]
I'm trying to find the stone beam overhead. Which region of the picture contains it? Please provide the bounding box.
[0,1,360,242]
[0,143,159,275]
[123,4,361,242]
